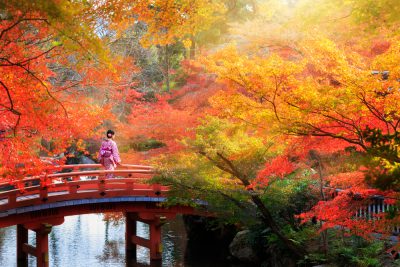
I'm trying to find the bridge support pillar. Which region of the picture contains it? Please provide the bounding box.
[125,212,137,261]
[18,219,63,267]
[126,212,167,264]
[35,223,52,267]
[149,219,162,262]
[17,224,28,267]
[16,223,52,267]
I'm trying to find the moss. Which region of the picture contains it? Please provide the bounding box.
[130,138,165,151]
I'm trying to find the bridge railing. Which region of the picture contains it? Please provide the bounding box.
[0,164,167,215]
[0,164,153,186]
[326,188,400,235]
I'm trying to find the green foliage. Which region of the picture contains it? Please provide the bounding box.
[286,224,319,247]
[363,127,400,163]
[329,236,384,267]
[359,126,400,190]
[299,252,328,266]
[150,116,280,225]
[384,205,397,220]
[261,176,319,227]
[297,232,388,267]
[189,116,275,178]
[130,138,165,152]
[152,154,257,224]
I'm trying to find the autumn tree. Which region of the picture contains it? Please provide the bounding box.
[122,61,223,162]
[0,0,136,180]
[144,0,400,259]
[154,117,311,258]
[200,0,400,242]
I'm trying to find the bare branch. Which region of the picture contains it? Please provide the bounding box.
[0,80,22,135]
[0,46,58,67]
[164,178,250,212]
[197,151,236,176]
[0,18,49,40]
[0,80,16,112]
[216,152,250,186]
[13,62,68,117]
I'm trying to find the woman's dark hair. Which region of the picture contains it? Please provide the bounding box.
[106,130,115,138]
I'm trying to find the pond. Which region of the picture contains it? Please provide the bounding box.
[0,214,242,267]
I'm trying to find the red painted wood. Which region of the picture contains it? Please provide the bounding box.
[0,168,154,188]
[8,192,16,205]
[131,235,151,248]
[22,243,36,257]
[149,222,162,261]
[24,217,65,230]
[19,224,54,267]
[0,165,170,215]
[0,164,202,265]
[17,224,28,266]
[0,202,195,228]
[35,224,52,267]
[125,212,137,260]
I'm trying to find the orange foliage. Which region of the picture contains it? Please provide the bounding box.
[256,156,296,185]
[327,171,366,189]
[0,4,128,181]
[124,65,220,160]
[127,94,197,149]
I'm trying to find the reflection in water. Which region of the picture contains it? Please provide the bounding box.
[0,229,5,248]
[0,214,196,266]
[0,214,237,267]
[96,239,125,264]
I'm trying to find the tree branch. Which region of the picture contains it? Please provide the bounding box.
[15,63,68,117]
[0,80,22,135]
[0,18,49,40]
[164,178,251,212]
[0,46,58,67]
[197,151,236,176]
[216,152,249,185]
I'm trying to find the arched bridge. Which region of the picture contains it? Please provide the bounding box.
[0,164,196,267]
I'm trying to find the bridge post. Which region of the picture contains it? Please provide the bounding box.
[126,212,166,264]
[125,212,137,261]
[18,223,54,267]
[17,224,28,267]
[149,219,162,262]
[35,223,52,267]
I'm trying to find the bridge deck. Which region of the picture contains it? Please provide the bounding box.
[0,164,173,227]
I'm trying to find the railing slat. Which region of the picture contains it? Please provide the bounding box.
[0,164,162,213]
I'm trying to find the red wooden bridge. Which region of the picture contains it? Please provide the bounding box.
[0,164,195,267]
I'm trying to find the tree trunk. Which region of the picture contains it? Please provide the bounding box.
[204,152,306,259]
[238,176,306,258]
[190,36,196,60]
[310,150,328,254]
[250,193,306,258]
[165,44,170,92]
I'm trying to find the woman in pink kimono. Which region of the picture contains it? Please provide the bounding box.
[98,130,121,178]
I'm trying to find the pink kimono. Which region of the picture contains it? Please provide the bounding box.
[98,139,121,178]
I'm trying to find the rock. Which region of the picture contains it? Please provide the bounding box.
[229,230,259,263]
[79,155,96,164]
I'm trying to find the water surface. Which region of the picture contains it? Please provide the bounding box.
[0,214,240,267]
[0,214,186,266]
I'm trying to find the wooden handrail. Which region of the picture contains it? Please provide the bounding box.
[0,165,167,215]
[60,164,154,170]
[0,164,156,187]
